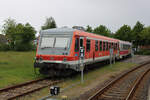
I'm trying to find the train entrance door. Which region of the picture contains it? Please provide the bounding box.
[79,37,85,60]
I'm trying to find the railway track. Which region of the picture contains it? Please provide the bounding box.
[88,61,150,100]
[0,78,62,100]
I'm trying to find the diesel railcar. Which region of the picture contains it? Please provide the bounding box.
[34,28,132,76]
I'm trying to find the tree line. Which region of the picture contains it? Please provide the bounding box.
[0,16,150,51]
[85,21,150,49]
[0,17,56,51]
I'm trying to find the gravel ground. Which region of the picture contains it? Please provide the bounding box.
[122,55,150,64]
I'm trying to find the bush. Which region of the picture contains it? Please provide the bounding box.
[0,44,10,51]
[14,42,35,51]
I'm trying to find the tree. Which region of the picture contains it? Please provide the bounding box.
[15,23,36,51]
[41,17,57,30]
[132,21,144,47]
[2,18,36,51]
[140,26,150,45]
[93,25,111,37]
[115,25,132,41]
[2,18,17,49]
[85,25,93,32]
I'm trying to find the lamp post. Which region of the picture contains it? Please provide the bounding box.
[131,40,135,63]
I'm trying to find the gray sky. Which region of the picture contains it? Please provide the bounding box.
[0,0,149,33]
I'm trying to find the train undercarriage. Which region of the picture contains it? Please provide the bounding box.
[34,62,76,77]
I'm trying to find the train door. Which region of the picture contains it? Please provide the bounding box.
[85,38,91,61]
[79,37,85,59]
[74,36,85,61]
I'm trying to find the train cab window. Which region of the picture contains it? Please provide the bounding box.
[99,41,102,51]
[86,39,91,52]
[103,42,106,51]
[95,40,98,51]
[75,38,79,52]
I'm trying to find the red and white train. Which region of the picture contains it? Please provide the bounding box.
[34,28,132,76]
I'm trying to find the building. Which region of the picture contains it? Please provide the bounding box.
[0,34,8,44]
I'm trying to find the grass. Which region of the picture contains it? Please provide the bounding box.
[20,61,137,100]
[0,51,41,88]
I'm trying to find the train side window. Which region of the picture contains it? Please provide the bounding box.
[95,40,98,51]
[111,43,113,49]
[99,41,102,51]
[114,43,117,50]
[116,43,117,50]
[86,39,91,52]
[75,38,79,52]
[80,38,83,47]
[103,42,105,51]
[106,42,108,51]
[109,42,111,50]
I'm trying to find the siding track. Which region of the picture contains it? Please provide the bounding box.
[88,61,150,100]
[0,78,61,100]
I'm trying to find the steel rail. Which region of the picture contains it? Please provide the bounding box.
[8,80,61,100]
[0,77,62,100]
[125,67,150,100]
[88,61,150,100]
[0,78,46,93]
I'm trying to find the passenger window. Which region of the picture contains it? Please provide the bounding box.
[114,43,116,50]
[75,38,79,52]
[86,39,91,52]
[99,41,102,51]
[106,42,108,51]
[95,40,98,51]
[111,43,113,49]
[116,43,118,50]
[109,42,111,50]
[103,42,105,51]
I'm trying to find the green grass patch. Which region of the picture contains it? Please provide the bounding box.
[62,62,137,87]
[0,51,41,88]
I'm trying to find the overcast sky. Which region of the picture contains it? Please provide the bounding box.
[0,0,149,33]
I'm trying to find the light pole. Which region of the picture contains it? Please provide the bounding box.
[131,40,135,63]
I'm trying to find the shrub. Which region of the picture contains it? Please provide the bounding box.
[0,44,10,51]
[14,41,35,51]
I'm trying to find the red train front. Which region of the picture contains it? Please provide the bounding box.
[34,28,132,77]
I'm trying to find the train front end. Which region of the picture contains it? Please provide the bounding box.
[34,28,75,77]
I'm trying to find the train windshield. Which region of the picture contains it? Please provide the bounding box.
[41,37,54,48]
[55,37,69,48]
[40,37,70,49]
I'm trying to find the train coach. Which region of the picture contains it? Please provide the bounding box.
[34,28,132,76]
